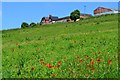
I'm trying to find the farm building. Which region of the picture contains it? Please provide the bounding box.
[80,13,92,18]
[94,7,120,16]
[40,15,58,25]
[55,16,71,23]
[40,13,92,25]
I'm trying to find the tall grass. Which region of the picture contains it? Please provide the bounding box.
[2,14,118,78]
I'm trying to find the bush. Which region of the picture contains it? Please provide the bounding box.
[21,22,29,28]
[96,22,100,25]
[30,22,36,27]
[80,18,84,20]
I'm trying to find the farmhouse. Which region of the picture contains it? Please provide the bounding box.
[40,15,58,25]
[55,16,71,23]
[94,7,120,16]
[40,13,92,25]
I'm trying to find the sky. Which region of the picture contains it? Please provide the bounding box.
[2,2,118,30]
[0,2,1,30]
[1,0,120,2]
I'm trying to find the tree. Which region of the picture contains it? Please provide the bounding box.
[70,9,80,22]
[30,22,36,27]
[21,22,29,28]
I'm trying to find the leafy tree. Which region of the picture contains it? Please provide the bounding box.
[70,9,80,22]
[21,22,29,28]
[30,22,36,27]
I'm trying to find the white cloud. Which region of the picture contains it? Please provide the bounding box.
[1,0,120,2]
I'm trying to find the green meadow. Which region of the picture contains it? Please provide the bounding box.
[2,14,119,78]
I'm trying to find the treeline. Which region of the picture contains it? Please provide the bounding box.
[21,22,40,28]
[21,9,80,28]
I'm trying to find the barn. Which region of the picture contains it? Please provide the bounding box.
[94,7,119,16]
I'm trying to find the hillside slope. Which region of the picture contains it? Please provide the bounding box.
[2,14,118,78]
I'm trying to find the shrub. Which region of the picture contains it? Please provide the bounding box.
[96,22,100,25]
[21,22,29,28]
[30,22,36,27]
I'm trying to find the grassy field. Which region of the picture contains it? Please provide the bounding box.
[2,14,119,78]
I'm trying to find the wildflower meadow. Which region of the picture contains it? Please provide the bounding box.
[2,14,119,78]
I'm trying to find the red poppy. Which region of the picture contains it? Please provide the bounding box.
[91,68,94,72]
[41,62,45,65]
[31,67,34,70]
[43,63,47,66]
[40,59,43,62]
[91,61,94,65]
[47,64,54,68]
[79,60,83,62]
[52,74,56,77]
[47,64,51,67]
[97,59,101,63]
[108,60,112,65]
[58,61,62,65]
[56,65,60,68]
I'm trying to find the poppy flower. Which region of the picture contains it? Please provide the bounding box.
[43,63,47,66]
[96,59,101,63]
[40,59,43,62]
[91,61,94,65]
[108,60,112,65]
[31,67,34,70]
[58,61,62,65]
[79,60,83,62]
[47,64,54,68]
[91,68,94,72]
[56,65,60,68]
[41,62,45,64]
[47,64,51,67]
[52,74,56,77]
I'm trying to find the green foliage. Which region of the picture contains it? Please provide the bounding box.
[70,9,80,22]
[30,22,36,27]
[21,22,29,28]
[2,14,118,78]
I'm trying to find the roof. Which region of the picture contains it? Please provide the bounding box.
[41,17,49,21]
[94,7,120,12]
[50,16,59,21]
[55,16,70,21]
[45,17,49,20]
[80,13,92,16]
[94,7,112,11]
[110,8,120,12]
